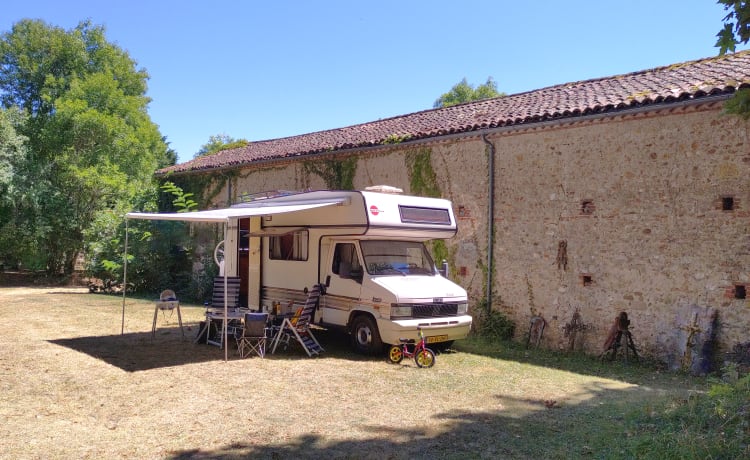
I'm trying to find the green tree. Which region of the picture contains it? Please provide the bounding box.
[433,77,505,108]
[0,108,25,202]
[0,19,170,274]
[194,133,249,158]
[0,107,32,270]
[716,0,750,119]
[716,0,750,54]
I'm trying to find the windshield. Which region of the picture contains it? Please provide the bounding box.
[359,240,436,276]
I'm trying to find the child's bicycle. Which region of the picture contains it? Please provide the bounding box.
[387,327,436,368]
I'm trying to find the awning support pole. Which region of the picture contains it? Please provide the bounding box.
[121,218,130,335]
[223,220,229,362]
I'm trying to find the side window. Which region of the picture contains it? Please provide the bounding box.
[332,243,363,283]
[269,230,308,261]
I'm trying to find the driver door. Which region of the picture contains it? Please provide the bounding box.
[320,241,362,326]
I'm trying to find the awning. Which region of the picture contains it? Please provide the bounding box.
[122,197,346,361]
[126,199,343,222]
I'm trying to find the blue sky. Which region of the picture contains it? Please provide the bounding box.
[2,1,747,164]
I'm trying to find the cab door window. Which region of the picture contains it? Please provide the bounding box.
[332,243,363,283]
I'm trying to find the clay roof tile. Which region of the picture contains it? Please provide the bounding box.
[159,51,750,176]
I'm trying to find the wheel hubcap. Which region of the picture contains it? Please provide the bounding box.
[357,326,371,345]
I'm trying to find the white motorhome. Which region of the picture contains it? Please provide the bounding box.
[131,186,472,354]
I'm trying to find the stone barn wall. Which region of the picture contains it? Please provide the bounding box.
[208,100,749,366]
[482,101,750,367]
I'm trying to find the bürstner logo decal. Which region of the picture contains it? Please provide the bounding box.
[369,205,381,216]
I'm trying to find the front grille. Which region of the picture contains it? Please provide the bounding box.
[411,303,459,318]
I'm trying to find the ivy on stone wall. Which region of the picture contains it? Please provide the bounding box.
[431,239,450,267]
[475,253,493,315]
[163,171,233,209]
[403,147,462,283]
[303,157,358,190]
[405,147,441,198]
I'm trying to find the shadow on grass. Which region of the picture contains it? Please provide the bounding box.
[48,327,378,372]
[49,329,222,372]
[453,336,694,387]
[163,385,664,460]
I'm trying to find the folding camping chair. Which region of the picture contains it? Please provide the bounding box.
[270,284,324,357]
[236,312,270,358]
[269,305,302,352]
[195,276,243,347]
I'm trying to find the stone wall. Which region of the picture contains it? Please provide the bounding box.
[482,102,750,366]
[210,100,749,366]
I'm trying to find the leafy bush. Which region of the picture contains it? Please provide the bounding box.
[85,181,213,301]
[475,299,515,341]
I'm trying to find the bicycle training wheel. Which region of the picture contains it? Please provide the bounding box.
[415,348,436,368]
[388,345,404,364]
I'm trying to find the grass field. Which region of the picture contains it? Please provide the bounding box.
[0,286,726,459]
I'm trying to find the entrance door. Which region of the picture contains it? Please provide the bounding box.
[237,218,249,307]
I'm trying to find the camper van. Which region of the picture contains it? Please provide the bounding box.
[130,186,472,354]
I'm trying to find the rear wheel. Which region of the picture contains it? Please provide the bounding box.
[350,315,383,355]
[388,345,404,363]
[415,348,436,368]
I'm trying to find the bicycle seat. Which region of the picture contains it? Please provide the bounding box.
[398,338,416,344]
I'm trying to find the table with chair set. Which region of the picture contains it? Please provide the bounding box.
[193,278,326,359]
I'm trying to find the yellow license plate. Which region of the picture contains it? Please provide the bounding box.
[426,334,449,344]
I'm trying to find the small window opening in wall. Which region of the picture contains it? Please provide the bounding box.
[722,196,735,211]
[735,284,746,299]
[581,200,594,215]
[581,275,593,286]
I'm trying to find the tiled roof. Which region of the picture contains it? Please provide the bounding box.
[159,51,750,176]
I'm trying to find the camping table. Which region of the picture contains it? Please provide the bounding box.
[196,308,249,348]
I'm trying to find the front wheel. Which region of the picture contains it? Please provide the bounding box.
[415,348,436,368]
[350,315,383,355]
[388,345,404,364]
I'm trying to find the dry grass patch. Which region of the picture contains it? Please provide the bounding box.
[0,287,704,459]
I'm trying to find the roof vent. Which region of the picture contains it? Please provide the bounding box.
[364,185,403,194]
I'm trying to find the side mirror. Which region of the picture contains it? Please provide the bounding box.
[438,259,449,278]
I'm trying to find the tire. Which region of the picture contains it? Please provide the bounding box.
[350,315,383,355]
[388,345,404,364]
[415,348,436,368]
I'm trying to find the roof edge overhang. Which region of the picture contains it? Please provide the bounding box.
[157,93,734,178]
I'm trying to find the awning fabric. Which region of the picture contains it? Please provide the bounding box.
[126,200,341,222]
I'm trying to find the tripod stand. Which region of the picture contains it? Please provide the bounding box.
[601,312,639,362]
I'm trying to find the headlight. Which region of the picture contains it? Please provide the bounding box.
[457,302,468,315]
[390,304,412,318]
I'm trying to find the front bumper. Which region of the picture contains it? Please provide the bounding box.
[378,315,472,345]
